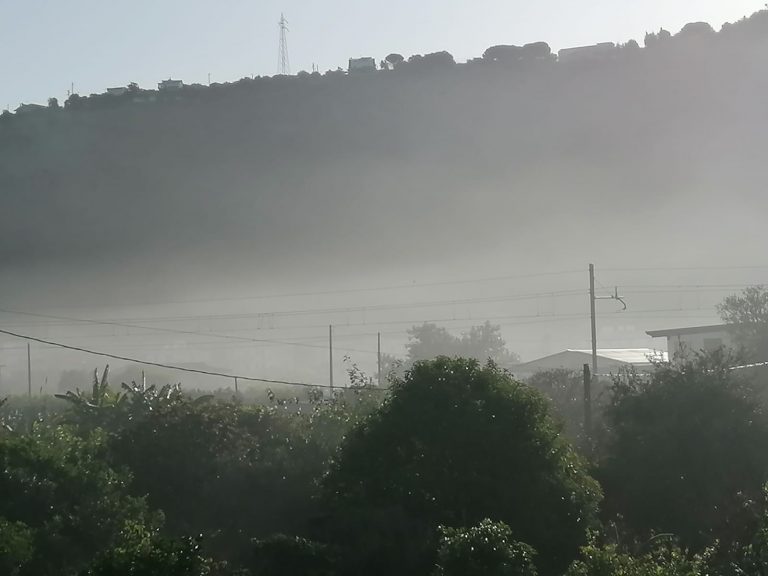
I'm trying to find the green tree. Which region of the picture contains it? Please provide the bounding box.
[405,51,455,70]
[598,356,768,552]
[677,22,716,39]
[0,426,156,576]
[402,322,519,369]
[323,358,601,576]
[434,519,538,576]
[526,369,587,444]
[247,534,335,576]
[730,485,768,575]
[717,285,768,361]
[644,28,672,48]
[522,42,552,59]
[80,536,212,576]
[103,386,375,564]
[0,518,34,576]
[565,538,710,576]
[385,53,404,68]
[483,45,522,62]
[80,523,211,576]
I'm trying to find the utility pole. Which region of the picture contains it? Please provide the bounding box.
[589,264,598,382]
[587,264,627,447]
[588,265,597,450]
[234,377,239,394]
[377,332,382,387]
[329,325,334,391]
[583,363,592,451]
[27,343,32,398]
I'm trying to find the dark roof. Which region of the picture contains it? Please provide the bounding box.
[15,103,46,112]
[646,324,733,338]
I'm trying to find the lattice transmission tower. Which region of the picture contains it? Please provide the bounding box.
[278,13,291,75]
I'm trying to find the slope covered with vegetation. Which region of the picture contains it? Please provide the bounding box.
[2,12,768,301]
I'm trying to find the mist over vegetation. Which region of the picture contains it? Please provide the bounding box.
[2,11,767,307]
[5,10,768,575]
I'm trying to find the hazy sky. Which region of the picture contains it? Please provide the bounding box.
[1,0,763,109]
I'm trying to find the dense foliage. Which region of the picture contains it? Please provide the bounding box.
[599,355,768,552]
[565,539,712,576]
[4,347,768,574]
[433,519,538,576]
[323,358,601,576]
[380,322,520,379]
[0,426,157,576]
[718,285,768,361]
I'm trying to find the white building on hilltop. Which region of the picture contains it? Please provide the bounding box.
[158,78,184,90]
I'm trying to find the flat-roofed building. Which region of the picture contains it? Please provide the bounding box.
[646,324,736,362]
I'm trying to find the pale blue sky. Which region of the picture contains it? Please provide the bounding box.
[1,0,763,108]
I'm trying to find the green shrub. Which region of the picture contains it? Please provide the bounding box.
[434,519,537,576]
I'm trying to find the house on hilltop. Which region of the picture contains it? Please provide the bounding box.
[158,78,184,90]
[15,103,47,114]
[558,42,617,64]
[349,57,376,73]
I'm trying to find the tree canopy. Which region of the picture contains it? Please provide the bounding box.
[598,356,768,551]
[718,285,768,361]
[434,519,538,576]
[324,357,601,576]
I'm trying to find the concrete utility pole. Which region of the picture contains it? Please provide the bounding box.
[27,343,32,398]
[583,363,592,448]
[329,325,334,391]
[587,264,627,446]
[377,332,382,387]
[589,264,598,382]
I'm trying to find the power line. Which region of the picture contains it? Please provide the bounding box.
[0,307,377,356]
[0,289,587,329]
[0,306,722,353]
[6,280,754,332]
[16,269,586,311]
[602,265,768,273]
[0,327,385,391]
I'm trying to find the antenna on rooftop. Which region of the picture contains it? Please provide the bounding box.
[278,13,291,75]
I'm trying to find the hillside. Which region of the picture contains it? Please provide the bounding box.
[2,12,768,306]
